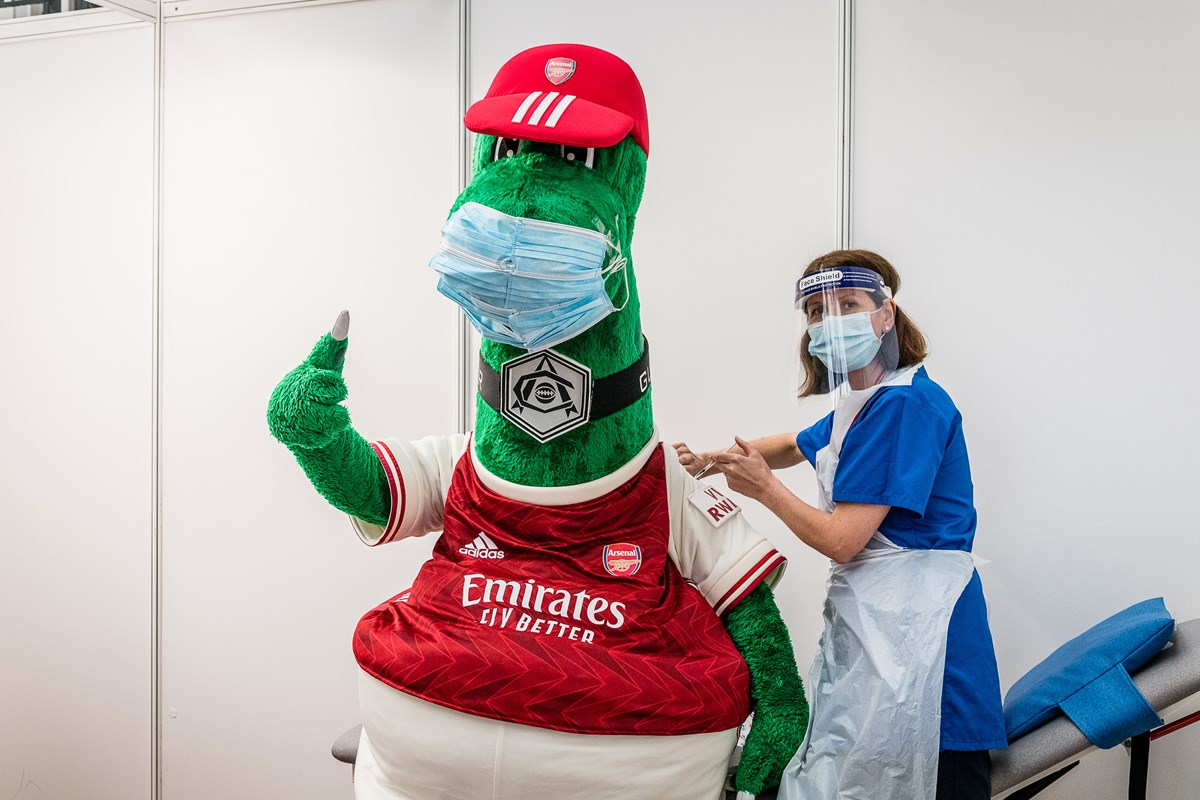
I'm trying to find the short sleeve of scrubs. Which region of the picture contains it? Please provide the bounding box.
[795,412,833,466]
[833,390,954,517]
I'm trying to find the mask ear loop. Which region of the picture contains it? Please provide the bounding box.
[603,255,630,312]
[597,216,631,312]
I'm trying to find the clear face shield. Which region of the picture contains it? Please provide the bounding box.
[795,266,899,401]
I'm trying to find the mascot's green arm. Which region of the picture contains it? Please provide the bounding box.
[266,327,389,527]
[724,583,809,797]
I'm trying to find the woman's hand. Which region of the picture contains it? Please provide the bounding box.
[715,437,781,501]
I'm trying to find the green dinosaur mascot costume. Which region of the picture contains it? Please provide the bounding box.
[268,44,806,800]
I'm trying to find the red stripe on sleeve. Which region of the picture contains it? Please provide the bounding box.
[714,551,786,616]
[371,441,407,545]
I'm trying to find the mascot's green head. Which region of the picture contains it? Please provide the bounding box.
[431,44,653,486]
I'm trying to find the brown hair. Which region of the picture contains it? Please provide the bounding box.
[797,249,928,397]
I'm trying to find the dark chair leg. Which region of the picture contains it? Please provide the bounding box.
[1127,733,1150,800]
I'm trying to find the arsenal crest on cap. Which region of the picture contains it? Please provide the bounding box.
[500,349,592,442]
[545,57,576,85]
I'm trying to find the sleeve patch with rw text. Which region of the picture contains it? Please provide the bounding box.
[688,485,742,527]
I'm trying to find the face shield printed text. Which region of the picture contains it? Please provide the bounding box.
[796,270,844,297]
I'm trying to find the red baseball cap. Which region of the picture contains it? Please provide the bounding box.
[464,43,650,155]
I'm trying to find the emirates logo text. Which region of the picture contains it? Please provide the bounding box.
[461,573,626,645]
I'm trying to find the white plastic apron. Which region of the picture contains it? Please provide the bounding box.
[779,367,974,800]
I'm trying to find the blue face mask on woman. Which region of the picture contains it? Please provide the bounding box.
[807,310,884,373]
[429,202,627,351]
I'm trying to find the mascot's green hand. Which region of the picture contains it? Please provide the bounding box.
[724,583,809,799]
[267,311,352,450]
[267,311,389,526]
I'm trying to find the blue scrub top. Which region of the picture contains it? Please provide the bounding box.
[795,366,1008,750]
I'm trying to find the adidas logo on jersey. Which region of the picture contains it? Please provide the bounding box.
[459,531,506,560]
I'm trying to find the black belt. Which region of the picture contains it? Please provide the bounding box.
[479,337,650,423]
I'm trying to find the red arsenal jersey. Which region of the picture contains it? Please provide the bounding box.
[353,445,771,735]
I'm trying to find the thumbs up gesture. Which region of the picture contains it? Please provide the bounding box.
[267,311,354,450]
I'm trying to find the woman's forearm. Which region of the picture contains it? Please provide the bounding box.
[756,480,888,564]
[748,432,806,470]
[716,436,886,563]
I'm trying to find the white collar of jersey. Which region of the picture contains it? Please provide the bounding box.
[471,429,660,506]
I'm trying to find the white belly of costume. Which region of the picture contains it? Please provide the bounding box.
[355,670,739,800]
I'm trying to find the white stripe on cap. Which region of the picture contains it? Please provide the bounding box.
[527,91,560,126]
[511,91,543,124]
[543,95,576,128]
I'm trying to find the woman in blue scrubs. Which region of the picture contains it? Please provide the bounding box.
[676,250,1006,800]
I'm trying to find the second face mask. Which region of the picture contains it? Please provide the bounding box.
[429,202,626,352]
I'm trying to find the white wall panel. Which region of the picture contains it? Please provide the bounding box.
[470,0,841,671]
[854,2,1200,796]
[0,23,154,800]
[160,1,457,797]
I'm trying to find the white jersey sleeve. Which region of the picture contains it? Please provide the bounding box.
[349,434,469,546]
[663,444,787,616]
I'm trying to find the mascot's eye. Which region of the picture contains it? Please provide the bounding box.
[560,145,595,168]
[493,137,523,161]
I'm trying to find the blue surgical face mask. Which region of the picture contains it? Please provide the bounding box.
[807,310,883,373]
[429,202,627,351]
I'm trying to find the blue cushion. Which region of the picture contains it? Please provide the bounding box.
[1003,597,1175,748]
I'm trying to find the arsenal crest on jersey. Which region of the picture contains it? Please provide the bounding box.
[603,543,642,578]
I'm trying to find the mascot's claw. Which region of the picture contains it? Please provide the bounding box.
[265,326,351,450]
[332,309,350,342]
